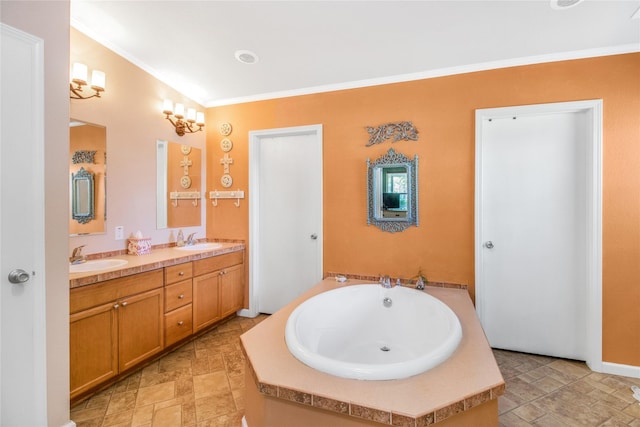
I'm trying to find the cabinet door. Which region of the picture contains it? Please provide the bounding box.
[193,271,220,332]
[219,264,244,318]
[70,301,118,399]
[118,288,164,372]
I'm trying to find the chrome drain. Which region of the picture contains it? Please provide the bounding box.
[380,346,390,352]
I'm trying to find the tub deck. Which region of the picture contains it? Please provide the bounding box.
[240,279,505,427]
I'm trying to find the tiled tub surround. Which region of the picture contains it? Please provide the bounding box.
[241,279,505,427]
[69,241,245,289]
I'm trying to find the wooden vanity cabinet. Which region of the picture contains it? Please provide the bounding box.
[193,251,244,332]
[69,270,164,399]
[164,263,194,347]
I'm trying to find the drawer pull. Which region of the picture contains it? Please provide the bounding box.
[178,294,184,299]
[177,321,184,326]
[178,271,185,276]
[113,303,119,310]
[121,301,128,307]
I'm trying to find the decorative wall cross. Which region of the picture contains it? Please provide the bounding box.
[180,156,192,175]
[220,153,233,174]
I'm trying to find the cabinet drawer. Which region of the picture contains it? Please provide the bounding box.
[70,269,163,314]
[165,263,193,285]
[164,279,192,312]
[164,304,193,347]
[193,251,244,276]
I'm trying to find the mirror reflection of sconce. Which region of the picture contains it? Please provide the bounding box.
[71,167,95,224]
[367,148,419,233]
[162,100,205,136]
[70,63,105,100]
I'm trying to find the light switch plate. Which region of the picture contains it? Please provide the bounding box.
[115,226,124,240]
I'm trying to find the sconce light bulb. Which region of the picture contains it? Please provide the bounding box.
[90,70,106,92]
[196,112,205,126]
[162,99,174,115]
[174,103,185,119]
[186,108,196,123]
[71,62,88,86]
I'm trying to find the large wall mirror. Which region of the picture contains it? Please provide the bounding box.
[367,148,419,233]
[156,140,202,229]
[69,120,106,235]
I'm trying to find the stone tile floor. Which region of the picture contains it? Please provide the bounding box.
[71,315,640,426]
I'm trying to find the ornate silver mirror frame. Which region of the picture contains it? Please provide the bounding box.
[367,148,419,233]
[71,167,95,224]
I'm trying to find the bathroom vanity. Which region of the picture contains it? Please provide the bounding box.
[241,279,504,427]
[69,242,244,402]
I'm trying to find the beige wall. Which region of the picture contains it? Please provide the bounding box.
[69,28,206,255]
[206,54,640,367]
[1,1,71,425]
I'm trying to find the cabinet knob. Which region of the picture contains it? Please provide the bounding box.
[113,303,119,310]
[121,301,128,307]
[177,321,184,326]
[178,294,184,299]
[178,271,185,276]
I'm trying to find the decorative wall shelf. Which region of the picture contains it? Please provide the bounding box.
[209,190,245,207]
[170,191,201,207]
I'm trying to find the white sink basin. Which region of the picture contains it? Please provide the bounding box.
[175,242,223,251]
[70,258,129,273]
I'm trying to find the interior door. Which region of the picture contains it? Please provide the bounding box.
[250,126,323,314]
[476,108,588,361]
[0,24,47,424]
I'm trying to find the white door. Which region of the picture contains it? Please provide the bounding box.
[0,24,48,425]
[249,125,322,314]
[476,101,601,362]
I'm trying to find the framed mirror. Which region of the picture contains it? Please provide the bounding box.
[69,120,106,235]
[367,148,419,232]
[71,168,94,223]
[156,140,202,229]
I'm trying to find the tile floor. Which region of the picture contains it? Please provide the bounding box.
[71,315,640,427]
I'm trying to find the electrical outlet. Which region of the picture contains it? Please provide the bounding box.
[115,226,124,240]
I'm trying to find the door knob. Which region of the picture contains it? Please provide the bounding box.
[484,241,494,249]
[8,269,30,284]
[310,234,318,240]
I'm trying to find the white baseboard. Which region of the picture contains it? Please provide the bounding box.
[602,361,640,379]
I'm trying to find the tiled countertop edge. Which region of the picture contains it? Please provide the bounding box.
[69,241,245,289]
[325,272,468,291]
[242,343,505,427]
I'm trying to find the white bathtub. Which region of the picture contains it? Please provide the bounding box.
[284,284,463,380]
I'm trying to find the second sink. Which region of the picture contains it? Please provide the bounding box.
[175,242,223,251]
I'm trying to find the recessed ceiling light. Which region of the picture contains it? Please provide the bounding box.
[235,50,259,65]
[550,0,585,10]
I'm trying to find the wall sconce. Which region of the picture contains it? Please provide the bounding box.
[163,100,205,137]
[70,62,105,99]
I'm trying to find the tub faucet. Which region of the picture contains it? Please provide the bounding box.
[185,232,197,246]
[380,275,396,288]
[69,245,87,264]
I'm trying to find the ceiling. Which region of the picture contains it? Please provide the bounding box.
[70,1,640,107]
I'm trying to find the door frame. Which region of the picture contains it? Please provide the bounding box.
[242,124,323,317]
[475,100,603,372]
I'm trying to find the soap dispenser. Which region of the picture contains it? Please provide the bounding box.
[176,230,185,247]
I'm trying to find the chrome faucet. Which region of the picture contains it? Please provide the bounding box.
[69,245,87,264]
[185,232,197,246]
